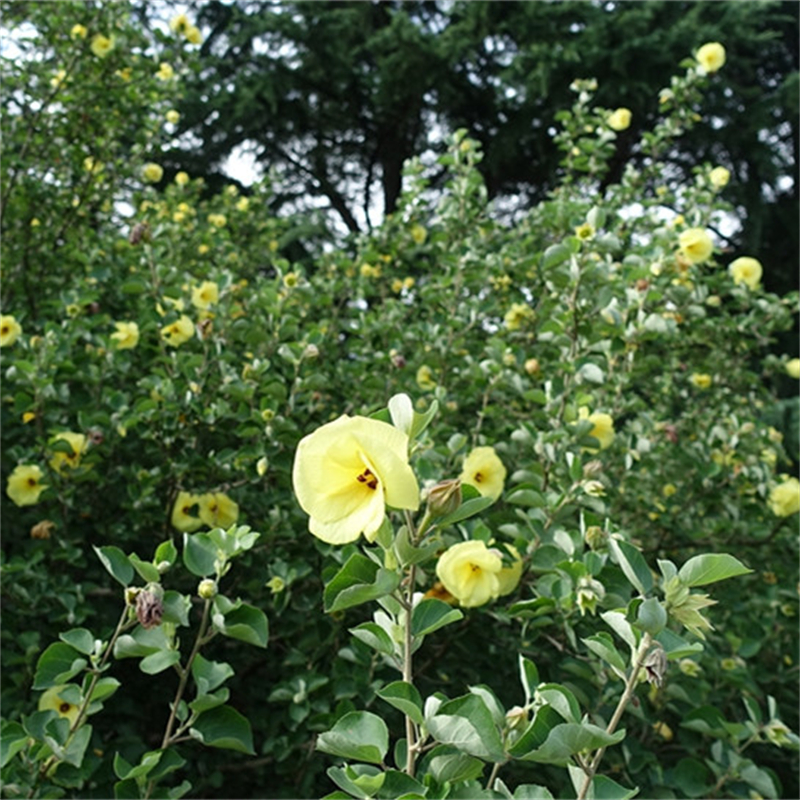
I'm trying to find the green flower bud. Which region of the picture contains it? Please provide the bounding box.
[585,525,607,551]
[426,479,462,519]
[198,579,217,599]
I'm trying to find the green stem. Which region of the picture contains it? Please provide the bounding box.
[576,632,653,800]
[403,561,418,777]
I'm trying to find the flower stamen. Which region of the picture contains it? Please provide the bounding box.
[356,468,378,490]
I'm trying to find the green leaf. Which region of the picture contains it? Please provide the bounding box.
[394,525,440,566]
[542,242,571,269]
[147,748,187,783]
[654,628,704,659]
[216,601,269,648]
[377,681,424,725]
[114,626,171,659]
[59,628,95,656]
[1,720,29,768]
[94,545,134,586]
[192,653,234,695]
[33,642,87,689]
[517,723,626,765]
[669,758,714,798]
[183,532,218,577]
[508,705,563,758]
[426,694,506,762]
[316,711,389,764]
[435,495,495,528]
[635,597,667,635]
[582,633,627,675]
[519,655,539,706]
[162,590,191,627]
[88,677,121,703]
[327,764,384,798]
[677,554,752,587]
[62,724,92,767]
[409,399,439,441]
[601,611,637,652]
[608,538,652,596]
[350,622,396,656]
[420,745,485,784]
[189,688,230,714]
[512,785,555,800]
[536,684,581,724]
[191,705,255,754]
[140,649,181,675]
[129,553,161,583]
[568,769,638,800]
[154,539,179,568]
[411,598,463,637]
[323,553,401,613]
[114,778,139,799]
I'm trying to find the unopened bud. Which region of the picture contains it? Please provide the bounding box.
[125,587,141,606]
[583,460,603,478]
[30,520,55,540]
[644,644,668,688]
[426,479,462,519]
[505,705,529,730]
[390,351,406,369]
[198,578,217,599]
[128,221,151,245]
[585,525,607,551]
[302,343,319,360]
[524,358,540,376]
[135,586,164,629]
[156,560,171,574]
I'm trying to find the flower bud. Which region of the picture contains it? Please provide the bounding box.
[198,579,217,599]
[125,587,141,606]
[30,520,55,540]
[644,644,668,688]
[302,343,319,360]
[135,587,164,629]
[583,460,604,478]
[425,479,462,519]
[156,560,171,574]
[584,525,607,551]
[524,358,540,376]
[505,705,529,731]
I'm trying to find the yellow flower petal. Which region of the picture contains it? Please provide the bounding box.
[459,446,506,501]
[436,540,502,607]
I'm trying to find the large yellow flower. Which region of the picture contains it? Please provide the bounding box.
[191,281,219,310]
[607,107,632,132]
[292,415,420,544]
[49,432,88,474]
[171,491,203,532]
[768,477,800,517]
[678,228,713,264]
[436,540,503,608]
[696,42,726,73]
[160,315,194,347]
[728,257,762,290]
[39,685,80,727]
[110,321,139,350]
[578,407,615,450]
[786,359,800,379]
[0,315,22,347]
[198,492,239,529]
[495,544,523,597]
[7,465,48,506]
[459,446,506,501]
[709,166,730,189]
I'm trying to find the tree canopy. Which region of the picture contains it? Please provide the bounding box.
[167,0,797,292]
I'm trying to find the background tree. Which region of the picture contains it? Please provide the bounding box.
[168,0,797,295]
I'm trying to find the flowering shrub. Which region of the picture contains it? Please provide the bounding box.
[1,5,798,799]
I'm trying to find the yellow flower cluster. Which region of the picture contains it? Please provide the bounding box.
[207,213,227,228]
[171,491,240,532]
[504,302,535,331]
[155,63,174,81]
[169,13,203,44]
